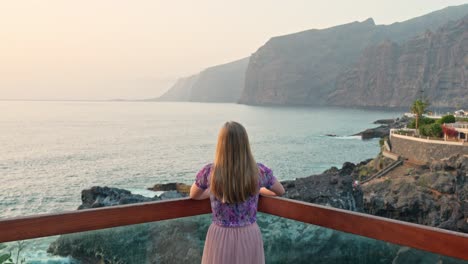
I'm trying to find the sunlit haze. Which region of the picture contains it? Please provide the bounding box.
[1,0,466,100]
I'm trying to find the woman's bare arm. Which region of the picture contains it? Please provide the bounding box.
[190,183,210,200]
[260,181,285,196]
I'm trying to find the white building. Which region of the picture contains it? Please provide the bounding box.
[454,110,466,117]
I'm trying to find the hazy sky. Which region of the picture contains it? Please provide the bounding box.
[1,0,467,100]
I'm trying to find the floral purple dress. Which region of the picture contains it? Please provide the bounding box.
[195,163,277,264]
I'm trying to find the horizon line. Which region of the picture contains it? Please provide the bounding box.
[0,98,149,102]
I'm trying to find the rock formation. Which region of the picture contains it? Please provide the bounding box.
[153,5,468,108]
[362,154,468,233]
[147,182,191,194]
[283,162,363,211]
[156,57,249,103]
[237,4,468,108]
[354,116,411,140]
[156,75,198,102]
[330,16,468,108]
[240,18,380,106]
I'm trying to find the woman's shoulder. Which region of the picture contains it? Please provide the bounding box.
[198,163,213,175]
[256,162,272,175]
[256,162,276,188]
[195,163,213,189]
[202,163,214,169]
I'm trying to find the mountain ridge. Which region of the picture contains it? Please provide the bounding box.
[155,57,249,103]
[329,15,468,108]
[155,4,468,108]
[240,4,468,106]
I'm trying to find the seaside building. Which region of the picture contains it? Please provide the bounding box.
[389,126,468,163]
[454,110,466,117]
[444,122,468,141]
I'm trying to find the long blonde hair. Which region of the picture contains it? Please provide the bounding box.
[210,121,259,204]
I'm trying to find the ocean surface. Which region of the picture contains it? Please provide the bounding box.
[0,101,402,262]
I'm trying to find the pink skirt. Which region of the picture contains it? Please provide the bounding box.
[201,222,265,264]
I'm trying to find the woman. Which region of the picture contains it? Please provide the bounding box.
[190,121,285,264]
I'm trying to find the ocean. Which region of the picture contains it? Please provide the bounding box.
[0,101,402,262]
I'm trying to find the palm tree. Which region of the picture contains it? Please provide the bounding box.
[411,99,429,129]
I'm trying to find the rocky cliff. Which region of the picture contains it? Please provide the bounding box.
[239,4,468,107]
[362,154,468,233]
[157,57,249,103]
[330,16,468,108]
[283,162,364,211]
[156,75,198,102]
[240,18,380,105]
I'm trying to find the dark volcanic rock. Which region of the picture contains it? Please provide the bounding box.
[354,116,410,139]
[374,119,397,125]
[78,186,158,210]
[283,162,363,211]
[358,126,390,140]
[78,186,188,210]
[362,155,468,233]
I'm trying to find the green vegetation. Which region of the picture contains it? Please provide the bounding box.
[410,99,429,129]
[437,115,456,124]
[379,136,388,148]
[0,244,12,264]
[407,114,458,138]
[419,123,443,138]
[408,117,434,129]
[456,117,468,122]
[0,242,26,264]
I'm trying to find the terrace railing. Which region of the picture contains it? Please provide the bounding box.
[0,196,467,261]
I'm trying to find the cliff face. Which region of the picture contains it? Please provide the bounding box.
[157,75,198,102]
[157,57,249,103]
[240,4,468,107]
[329,16,468,108]
[189,57,249,102]
[240,18,379,105]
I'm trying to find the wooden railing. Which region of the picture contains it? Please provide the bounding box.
[0,196,467,260]
[259,197,468,260]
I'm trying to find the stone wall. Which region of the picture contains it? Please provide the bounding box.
[390,134,468,162]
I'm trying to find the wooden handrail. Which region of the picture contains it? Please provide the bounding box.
[0,198,211,243]
[0,196,467,260]
[259,196,468,261]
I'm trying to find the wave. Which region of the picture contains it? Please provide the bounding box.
[321,135,362,140]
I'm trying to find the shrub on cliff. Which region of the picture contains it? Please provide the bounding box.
[419,123,443,138]
[437,115,456,124]
[408,117,434,128]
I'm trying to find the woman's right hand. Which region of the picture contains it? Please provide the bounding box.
[260,181,285,196]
